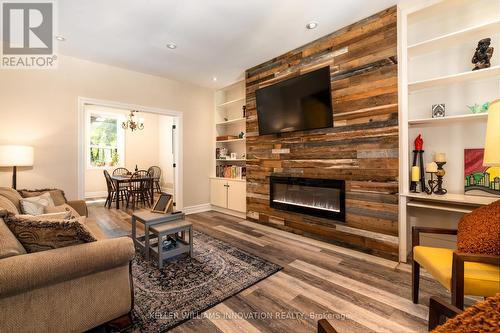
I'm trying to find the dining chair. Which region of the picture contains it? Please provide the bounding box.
[147,166,162,193]
[103,170,127,208]
[126,170,151,210]
[112,167,129,176]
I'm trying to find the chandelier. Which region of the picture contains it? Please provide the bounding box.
[122,110,144,132]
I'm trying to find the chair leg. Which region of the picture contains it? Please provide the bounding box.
[412,260,420,304]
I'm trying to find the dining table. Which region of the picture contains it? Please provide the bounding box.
[110,174,154,209]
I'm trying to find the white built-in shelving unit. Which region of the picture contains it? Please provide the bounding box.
[210,80,247,217]
[398,0,500,262]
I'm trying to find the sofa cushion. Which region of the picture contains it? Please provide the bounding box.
[457,200,500,255]
[45,203,81,218]
[0,187,22,211]
[0,195,20,214]
[3,213,96,253]
[19,192,55,215]
[18,189,67,206]
[0,214,26,259]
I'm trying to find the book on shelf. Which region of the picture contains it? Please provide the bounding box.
[216,165,246,179]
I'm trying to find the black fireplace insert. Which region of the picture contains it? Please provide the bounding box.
[270,176,345,221]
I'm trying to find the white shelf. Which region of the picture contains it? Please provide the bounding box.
[408,19,500,57]
[408,66,500,92]
[408,112,488,126]
[216,159,246,162]
[215,117,246,126]
[401,192,497,206]
[210,176,246,182]
[216,97,245,108]
[216,138,246,143]
[407,201,474,214]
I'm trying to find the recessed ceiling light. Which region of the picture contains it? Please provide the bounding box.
[55,35,66,41]
[166,43,177,49]
[212,77,217,82]
[306,21,318,30]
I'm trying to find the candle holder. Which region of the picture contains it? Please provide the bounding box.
[426,172,437,194]
[434,161,447,195]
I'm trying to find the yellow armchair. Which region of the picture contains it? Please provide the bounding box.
[411,226,500,309]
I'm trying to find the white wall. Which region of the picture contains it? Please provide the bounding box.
[0,54,214,208]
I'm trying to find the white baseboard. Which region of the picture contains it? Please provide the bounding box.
[211,205,246,219]
[183,203,212,215]
[85,191,108,199]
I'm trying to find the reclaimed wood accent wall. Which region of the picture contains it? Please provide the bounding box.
[245,6,399,260]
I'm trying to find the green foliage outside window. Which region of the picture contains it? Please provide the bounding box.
[89,115,122,167]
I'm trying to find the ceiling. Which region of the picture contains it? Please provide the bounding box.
[58,0,399,88]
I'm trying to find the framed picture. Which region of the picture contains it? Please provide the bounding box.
[464,148,500,196]
[432,104,445,118]
[151,192,173,214]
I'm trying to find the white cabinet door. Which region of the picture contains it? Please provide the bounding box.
[227,180,246,213]
[210,178,227,208]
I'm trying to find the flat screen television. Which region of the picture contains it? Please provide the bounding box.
[256,66,333,135]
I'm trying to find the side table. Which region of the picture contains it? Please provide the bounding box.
[131,211,185,261]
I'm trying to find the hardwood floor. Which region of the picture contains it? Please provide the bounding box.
[86,201,453,333]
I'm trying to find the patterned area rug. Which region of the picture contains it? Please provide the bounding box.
[128,230,282,332]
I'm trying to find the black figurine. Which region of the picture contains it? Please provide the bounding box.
[472,38,494,70]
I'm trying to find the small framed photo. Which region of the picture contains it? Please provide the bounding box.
[432,104,445,118]
[151,192,173,214]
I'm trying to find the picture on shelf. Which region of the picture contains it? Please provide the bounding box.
[431,104,445,118]
[464,148,500,196]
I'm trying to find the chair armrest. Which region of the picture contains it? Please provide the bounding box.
[0,237,134,298]
[318,319,337,333]
[428,296,462,331]
[412,226,457,247]
[67,200,88,217]
[451,252,500,309]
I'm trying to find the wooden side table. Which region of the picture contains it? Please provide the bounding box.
[150,220,193,268]
[131,211,185,261]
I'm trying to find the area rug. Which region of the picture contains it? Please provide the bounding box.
[127,230,282,332]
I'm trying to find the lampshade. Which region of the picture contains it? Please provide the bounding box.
[0,145,34,166]
[483,99,500,166]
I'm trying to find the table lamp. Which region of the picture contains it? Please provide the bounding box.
[483,99,500,167]
[0,145,34,189]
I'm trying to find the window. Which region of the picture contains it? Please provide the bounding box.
[87,113,125,168]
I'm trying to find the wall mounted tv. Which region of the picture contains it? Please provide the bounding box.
[256,66,333,135]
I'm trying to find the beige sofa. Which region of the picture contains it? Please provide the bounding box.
[0,187,135,333]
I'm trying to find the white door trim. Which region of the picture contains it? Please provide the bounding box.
[77,97,184,210]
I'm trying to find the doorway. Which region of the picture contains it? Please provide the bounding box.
[77,97,183,210]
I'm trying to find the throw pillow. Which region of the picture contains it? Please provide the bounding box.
[0,187,23,211]
[3,213,96,253]
[19,192,55,215]
[18,189,67,206]
[15,211,71,220]
[0,215,26,259]
[45,204,81,219]
[0,195,20,215]
[457,200,500,255]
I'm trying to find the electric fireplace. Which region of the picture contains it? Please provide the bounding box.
[270,176,345,221]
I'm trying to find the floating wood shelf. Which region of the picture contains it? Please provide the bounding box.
[408,19,500,57]
[215,117,246,126]
[408,66,500,92]
[408,112,488,126]
[216,159,246,162]
[401,192,497,206]
[216,97,245,108]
